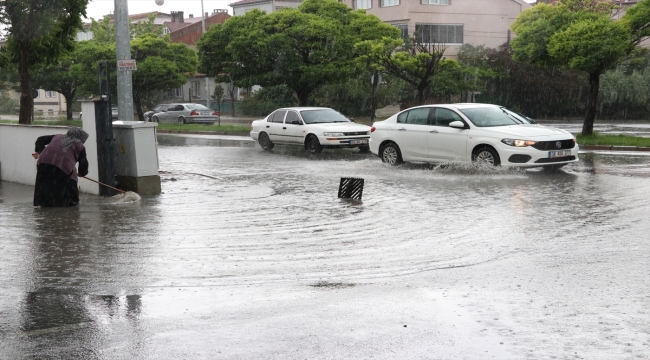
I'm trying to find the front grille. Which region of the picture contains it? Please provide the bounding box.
[534,156,575,164]
[533,139,575,150]
[508,154,532,163]
[343,132,369,136]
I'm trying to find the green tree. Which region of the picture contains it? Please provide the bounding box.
[69,33,197,121]
[356,31,459,106]
[457,43,585,117]
[510,0,649,135]
[599,50,650,119]
[198,0,400,106]
[88,13,164,45]
[31,54,79,120]
[0,0,89,124]
[130,35,198,120]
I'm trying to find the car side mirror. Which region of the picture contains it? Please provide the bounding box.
[291,120,302,125]
[449,121,466,129]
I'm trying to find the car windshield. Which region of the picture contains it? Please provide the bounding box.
[459,107,521,127]
[186,104,209,110]
[299,109,351,124]
[501,108,537,124]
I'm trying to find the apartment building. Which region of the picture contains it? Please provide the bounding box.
[229,0,304,16]
[341,0,531,57]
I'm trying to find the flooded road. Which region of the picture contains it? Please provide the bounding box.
[1,137,649,359]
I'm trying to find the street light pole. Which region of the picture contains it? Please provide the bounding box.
[201,0,211,110]
[115,0,134,121]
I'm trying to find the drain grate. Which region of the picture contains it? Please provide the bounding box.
[338,177,364,200]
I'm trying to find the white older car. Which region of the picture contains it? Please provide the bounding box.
[250,107,371,153]
[369,103,579,169]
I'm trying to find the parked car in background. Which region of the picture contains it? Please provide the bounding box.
[150,103,219,125]
[79,106,118,121]
[250,107,371,154]
[369,103,578,169]
[144,104,169,122]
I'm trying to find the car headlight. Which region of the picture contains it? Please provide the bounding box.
[323,132,345,137]
[501,138,537,147]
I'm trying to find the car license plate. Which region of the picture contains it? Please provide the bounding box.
[350,139,368,145]
[548,150,571,158]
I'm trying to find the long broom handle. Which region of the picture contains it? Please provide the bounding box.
[81,176,127,194]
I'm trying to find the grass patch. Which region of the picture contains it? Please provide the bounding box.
[576,132,650,147]
[156,123,250,133]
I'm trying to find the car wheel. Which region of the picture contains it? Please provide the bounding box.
[472,146,500,166]
[178,116,186,124]
[152,115,159,123]
[358,146,370,154]
[306,135,323,154]
[380,142,403,166]
[258,132,274,151]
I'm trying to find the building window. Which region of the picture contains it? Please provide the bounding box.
[174,88,183,98]
[355,0,371,9]
[192,81,201,98]
[394,24,408,38]
[45,91,56,98]
[415,24,463,44]
[381,0,399,7]
[422,0,448,4]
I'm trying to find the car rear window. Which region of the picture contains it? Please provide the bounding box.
[271,110,287,123]
[186,104,209,110]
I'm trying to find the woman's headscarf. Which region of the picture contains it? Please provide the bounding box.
[61,127,89,152]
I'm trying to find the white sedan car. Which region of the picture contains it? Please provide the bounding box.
[250,107,371,154]
[370,103,579,169]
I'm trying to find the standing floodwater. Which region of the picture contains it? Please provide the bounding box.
[1,139,648,359]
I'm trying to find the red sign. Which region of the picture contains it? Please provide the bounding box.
[117,59,137,71]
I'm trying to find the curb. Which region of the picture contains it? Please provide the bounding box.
[157,129,250,137]
[581,145,650,152]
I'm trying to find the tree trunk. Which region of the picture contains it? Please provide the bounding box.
[297,91,309,107]
[229,89,236,117]
[582,72,600,136]
[64,91,75,120]
[416,88,425,106]
[18,48,33,125]
[133,94,145,121]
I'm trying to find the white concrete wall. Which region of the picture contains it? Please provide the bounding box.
[80,101,101,195]
[0,122,99,195]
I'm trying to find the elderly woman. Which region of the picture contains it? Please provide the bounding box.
[32,127,89,207]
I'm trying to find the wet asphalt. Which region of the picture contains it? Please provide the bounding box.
[1,134,649,359]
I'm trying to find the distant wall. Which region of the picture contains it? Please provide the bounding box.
[0,123,100,195]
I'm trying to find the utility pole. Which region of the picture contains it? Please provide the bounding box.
[201,0,211,110]
[115,0,135,121]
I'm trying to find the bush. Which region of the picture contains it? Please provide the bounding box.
[0,93,19,114]
[239,85,296,116]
